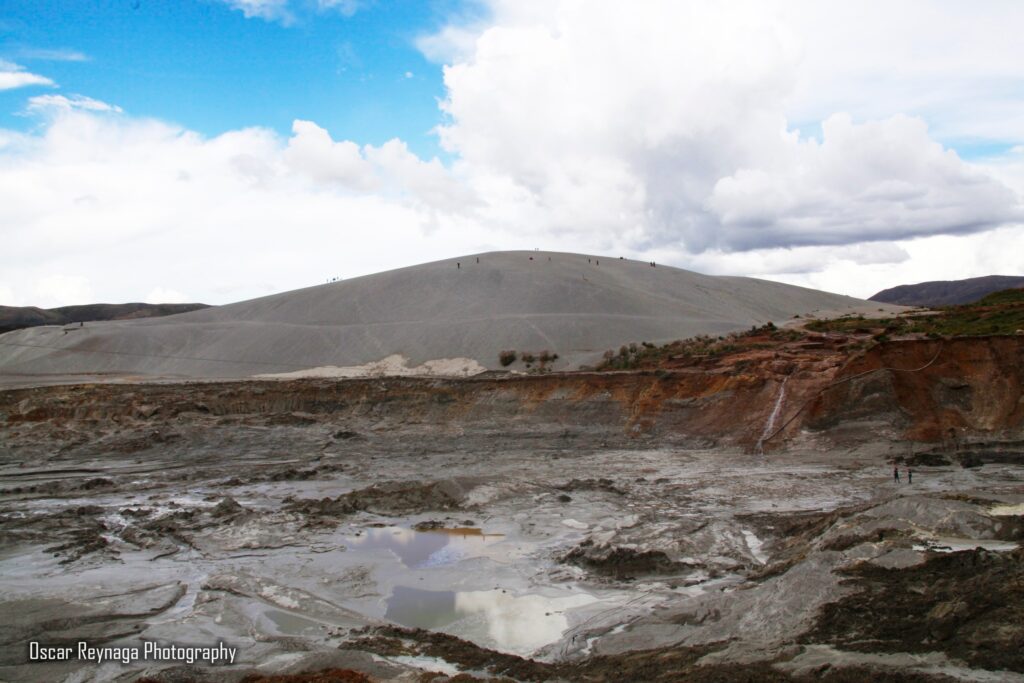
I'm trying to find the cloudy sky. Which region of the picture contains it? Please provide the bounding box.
[1,0,1022,307]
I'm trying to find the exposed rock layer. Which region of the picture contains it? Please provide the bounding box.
[3,337,1020,451]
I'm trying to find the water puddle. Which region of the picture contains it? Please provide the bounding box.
[384,585,598,655]
[340,525,610,654]
[990,503,1024,516]
[265,609,325,636]
[346,526,505,568]
[913,537,1019,553]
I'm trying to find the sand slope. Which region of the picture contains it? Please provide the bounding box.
[0,251,895,379]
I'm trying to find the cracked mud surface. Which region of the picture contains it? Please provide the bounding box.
[1,378,1023,682]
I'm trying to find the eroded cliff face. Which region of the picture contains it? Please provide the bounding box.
[804,337,1024,444]
[2,336,1021,452]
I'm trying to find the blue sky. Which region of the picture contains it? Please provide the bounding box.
[0,0,467,159]
[0,1,1021,307]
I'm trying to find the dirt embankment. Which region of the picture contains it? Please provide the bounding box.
[805,337,1024,443]
[1,336,1021,450]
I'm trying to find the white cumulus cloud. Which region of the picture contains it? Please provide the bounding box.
[284,119,376,189]
[429,1,1022,255]
[0,110,489,307]
[26,94,123,114]
[705,113,1021,250]
[0,60,55,91]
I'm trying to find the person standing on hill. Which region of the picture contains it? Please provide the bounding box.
[893,465,900,483]
[908,467,913,485]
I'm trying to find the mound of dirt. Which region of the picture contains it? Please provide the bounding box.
[902,450,952,467]
[806,547,1024,672]
[561,539,689,578]
[738,504,873,572]
[288,480,472,521]
[212,496,245,517]
[556,478,625,495]
[1,505,114,564]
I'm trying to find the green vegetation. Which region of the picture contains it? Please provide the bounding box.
[497,349,559,371]
[977,287,1024,306]
[598,322,801,370]
[593,288,1024,373]
[806,288,1024,338]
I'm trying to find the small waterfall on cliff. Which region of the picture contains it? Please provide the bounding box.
[756,376,789,454]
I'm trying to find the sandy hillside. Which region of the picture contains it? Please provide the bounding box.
[0,251,898,379]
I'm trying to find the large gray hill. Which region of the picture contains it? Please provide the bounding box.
[0,251,892,380]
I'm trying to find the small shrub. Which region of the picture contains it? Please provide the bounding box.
[498,350,517,366]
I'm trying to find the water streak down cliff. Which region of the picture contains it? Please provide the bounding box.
[2,337,1021,453]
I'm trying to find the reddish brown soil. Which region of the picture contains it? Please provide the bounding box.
[2,336,1021,452]
[806,337,1024,442]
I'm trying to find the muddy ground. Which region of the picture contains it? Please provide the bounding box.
[0,378,1022,682]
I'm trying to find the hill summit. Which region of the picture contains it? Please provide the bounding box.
[0,251,892,380]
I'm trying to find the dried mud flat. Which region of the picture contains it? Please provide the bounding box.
[1,376,1023,682]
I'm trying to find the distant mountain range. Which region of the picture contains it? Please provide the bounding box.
[0,303,210,335]
[870,275,1024,307]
